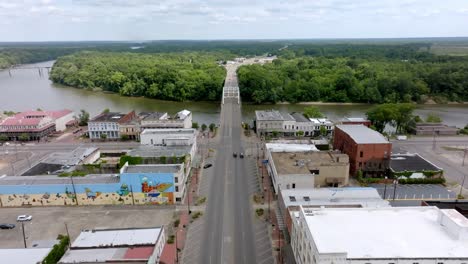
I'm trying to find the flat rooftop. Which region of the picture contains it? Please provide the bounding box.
[140,112,167,121]
[128,145,192,158]
[281,187,389,208]
[291,112,309,123]
[301,206,468,259]
[141,128,196,135]
[255,110,284,121]
[71,227,163,248]
[271,151,349,175]
[342,117,368,122]
[90,112,126,122]
[41,147,99,166]
[390,153,442,173]
[336,124,389,144]
[0,248,51,264]
[59,246,156,263]
[123,164,182,174]
[266,143,318,153]
[0,174,119,185]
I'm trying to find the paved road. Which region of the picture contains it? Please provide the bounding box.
[200,98,256,264]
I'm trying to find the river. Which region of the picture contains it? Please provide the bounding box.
[1,61,467,128]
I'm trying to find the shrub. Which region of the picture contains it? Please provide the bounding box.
[398,178,445,184]
[192,212,203,220]
[195,197,206,205]
[42,235,69,264]
[174,219,180,228]
[256,208,264,216]
[167,235,175,244]
[119,155,143,168]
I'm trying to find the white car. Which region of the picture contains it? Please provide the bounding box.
[16,215,32,222]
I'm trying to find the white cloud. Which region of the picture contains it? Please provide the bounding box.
[0,0,467,41]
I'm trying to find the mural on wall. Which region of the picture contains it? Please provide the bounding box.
[0,170,177,207]
[140,176,174,205]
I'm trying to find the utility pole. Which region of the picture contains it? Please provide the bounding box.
[186,177,191,214]
[462,148,467,167]
[392,180,398,201]
[70,176,78,205]
[383,176,388,199]
[459,174,467,199]
[21,222,27,248]
[64,223,71,247]
[130,186,135,205]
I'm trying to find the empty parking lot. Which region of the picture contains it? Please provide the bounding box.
[0,205,175,248]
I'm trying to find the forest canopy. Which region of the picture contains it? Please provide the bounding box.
[49,52,227,101]
[237,55,468,104]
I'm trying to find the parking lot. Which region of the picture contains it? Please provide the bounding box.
[370,184,456,200]
[0,205,175,248]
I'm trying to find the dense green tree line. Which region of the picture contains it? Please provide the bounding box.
[49,52,227,101]
[0,48,81,69]
[237,55,468,104]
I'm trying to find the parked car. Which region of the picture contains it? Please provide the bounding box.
[240,153,244,158]
[16,215,32,222]
[203,163,213,169]
[0,224,15,229]
[233,152,237,158]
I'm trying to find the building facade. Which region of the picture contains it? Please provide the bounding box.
[291,206,468,264]
[265,145,349,193]
[333,125,391,177]
[140,128,197,146]
[0,163,185,207]
[88,111,137,140]
[140,110,192,130]
[255,110,334,137]
[0,109,75,141]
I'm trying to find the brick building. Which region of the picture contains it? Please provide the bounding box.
[333,125,391,177]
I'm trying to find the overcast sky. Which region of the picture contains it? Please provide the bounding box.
[1,0,468,41]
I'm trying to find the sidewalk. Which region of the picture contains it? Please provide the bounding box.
[160,165,202,264]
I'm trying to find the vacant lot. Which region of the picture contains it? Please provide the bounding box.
[0,205,175,248]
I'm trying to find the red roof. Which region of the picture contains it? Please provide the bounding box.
[0,117,43,126]
[15,109,73,119]
[123,246,154,259]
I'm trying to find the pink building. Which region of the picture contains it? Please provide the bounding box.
[0,109,74,141]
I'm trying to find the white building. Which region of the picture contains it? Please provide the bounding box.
[121,163,187,203]
[0,248,52,264]
[59,227,165,264]
[140,110,192,129]
[88,112,136,140]
[265,143,349,193]
[140,128,197,146]
[255,110,334,137]
[279,187,390,234]
[291,206,468,264]
[309,118,334,136]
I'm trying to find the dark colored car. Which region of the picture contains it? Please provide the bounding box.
[240,153,244,158]
[203,163,212,169]
[233,152,237,158]
[0,224,15,229]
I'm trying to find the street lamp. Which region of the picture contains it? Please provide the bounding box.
[383,176,388,199]
[392,179,398,201]
[186,178,191,215]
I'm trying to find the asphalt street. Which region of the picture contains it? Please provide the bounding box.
[199,62,258,264]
